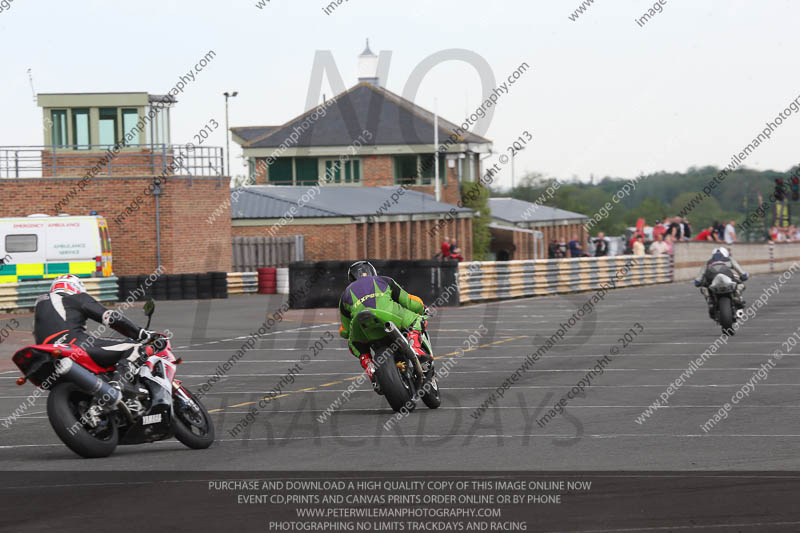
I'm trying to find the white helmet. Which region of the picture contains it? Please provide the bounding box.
[713,247,730,258]
[50,274,86,295]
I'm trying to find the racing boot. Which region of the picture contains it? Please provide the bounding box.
[360,353,382,395]
[109,358,138,397]
[407,330,434,377]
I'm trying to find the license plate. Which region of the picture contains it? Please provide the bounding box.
[142,414,162,425]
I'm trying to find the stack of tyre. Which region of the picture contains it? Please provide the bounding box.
[117,272,228,301]
[257,267,277,294]
[117,276,150,302]
[210,271,228,299]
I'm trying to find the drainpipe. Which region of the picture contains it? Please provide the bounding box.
[153,178,162,268]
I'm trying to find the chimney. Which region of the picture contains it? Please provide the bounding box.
[357,39,380,86]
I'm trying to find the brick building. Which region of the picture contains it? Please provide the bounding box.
[35,92,179,177]
[0,177,231,276]
[487,198,589,260]
[0,91,231,277]
[232,186,472,261]
[230,42,492,261]
[231,80,490,209]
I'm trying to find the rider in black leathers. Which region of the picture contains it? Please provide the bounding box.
[34,275,156,370]
[693,247,749,318]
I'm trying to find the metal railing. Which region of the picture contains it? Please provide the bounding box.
[0,144,224,179]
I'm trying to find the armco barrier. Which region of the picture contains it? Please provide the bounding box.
[673,242,800,281]
[227,272,258,295]
[84,278,120,304]
[0,283,20,312]
[288,260,460,309]
[458,255,671,303]
[0,276,119,312]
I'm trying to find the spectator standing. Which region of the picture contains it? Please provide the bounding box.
[667,217,683,241]
[568,234,584,258]
[652,219,667,241]
[723,220,737,244]
[695,226,717,242]
[633,236,646,256]
[593,232,609,257]
[440,237,451,259]
[664,234,675,255]
[769,226,779,242]
[557,238,568,258]
[449,240,464,262]
[548,239,558,259]
[714,220,726,241]
[681,217,692,241]
[629,229,645,252]
[649,234,669,255]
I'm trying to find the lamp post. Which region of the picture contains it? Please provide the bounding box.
[223,91,238,176]
[511,145,526,192]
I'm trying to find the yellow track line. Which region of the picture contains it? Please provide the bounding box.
[229,401,257,408]
[436,335,528,359]
[207,335,528,414]
[263,393,289,401]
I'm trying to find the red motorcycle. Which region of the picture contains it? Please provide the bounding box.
[11,300,214,458]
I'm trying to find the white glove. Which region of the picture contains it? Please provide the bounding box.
[138,329,157,343]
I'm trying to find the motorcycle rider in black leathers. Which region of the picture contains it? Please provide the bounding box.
[34,275,156,382]
[693,247,749,319]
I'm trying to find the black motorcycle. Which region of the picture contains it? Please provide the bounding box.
[702,270,743,335]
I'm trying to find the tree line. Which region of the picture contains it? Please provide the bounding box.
[493,166,798,241]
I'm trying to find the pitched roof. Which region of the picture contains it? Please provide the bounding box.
[230,126,280,144]
[488,197,588,224]
[235,82,491,149]
[231,186,472,219]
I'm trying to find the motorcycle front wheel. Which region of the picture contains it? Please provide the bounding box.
[419,373,441,409]
[47,383,119,458]
[172,386,215,449]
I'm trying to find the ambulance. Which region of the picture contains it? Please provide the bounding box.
[0,215,113,284]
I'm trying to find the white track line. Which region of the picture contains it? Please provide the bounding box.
[178,384,800,396]
[6,432,800,450]
[175,322,337,349]
[122,368,800,379]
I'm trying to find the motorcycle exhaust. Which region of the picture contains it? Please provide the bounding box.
[54,358,122,407]
[384,322,425,378]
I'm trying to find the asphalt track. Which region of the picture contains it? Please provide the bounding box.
[1,271,799,472]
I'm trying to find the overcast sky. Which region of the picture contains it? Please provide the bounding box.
[1,0,798,189]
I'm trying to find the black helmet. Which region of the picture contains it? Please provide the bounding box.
[347,260,377,282]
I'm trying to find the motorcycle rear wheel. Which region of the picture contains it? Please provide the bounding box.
[373,347,415,413]
[718,295,735,335]
[47,383,119,459]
